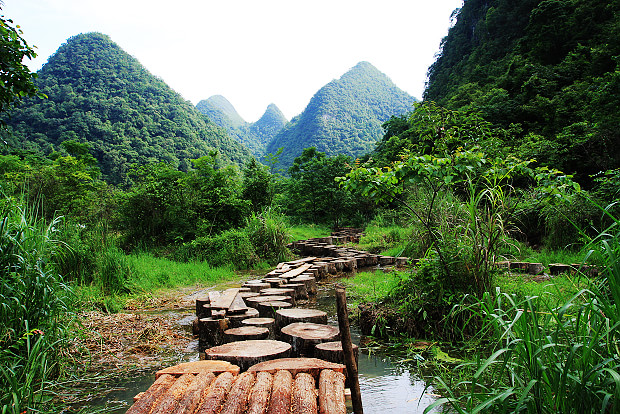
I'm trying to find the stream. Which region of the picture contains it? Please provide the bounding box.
[94,283,440,413]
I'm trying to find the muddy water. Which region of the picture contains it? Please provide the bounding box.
[101,282,440,413]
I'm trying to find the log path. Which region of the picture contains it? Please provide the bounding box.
[128,228,394,414]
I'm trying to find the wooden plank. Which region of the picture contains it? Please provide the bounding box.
[247,358,346,379]
[266,370,293,414]
[287,257,318,265]
[278,264,312,280]
[227,293,248,314]
[292,372,318,414]
[126,374,175,414]
[156,360,240,378]
[211,288,240,310]
[208,290,221,306]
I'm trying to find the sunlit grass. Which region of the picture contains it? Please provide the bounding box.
[342,269,403,306]
[287,223,330,242]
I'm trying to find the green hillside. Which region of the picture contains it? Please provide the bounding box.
[196,96,287,157]
[424,0,620,183]
[265,61,416,170]
[1,32,250,184]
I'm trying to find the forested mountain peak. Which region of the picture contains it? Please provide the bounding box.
[1,32,250,184]
[265,61,416,170]
[196,97,288,157]
[196,95,246,129]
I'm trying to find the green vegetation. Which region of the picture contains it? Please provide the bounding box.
[196,96,288,157]
[1,32,250,184]
[424,0,620,184]
[266,61,416,171]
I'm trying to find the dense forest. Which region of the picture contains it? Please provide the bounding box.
[1,33,251,184]
[423,0,620,184]
[266,61,416,170]
[196,96,287,157]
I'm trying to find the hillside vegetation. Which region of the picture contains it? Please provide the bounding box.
[424,0,620,184]
[196,96,287,156]
[1,32,250,184]
[266,61,416,170]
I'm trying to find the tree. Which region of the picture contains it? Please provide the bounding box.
[0,9,41,116]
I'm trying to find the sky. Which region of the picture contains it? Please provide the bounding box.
[3,0,462,122]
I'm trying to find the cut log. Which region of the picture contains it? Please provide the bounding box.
[263,277,286,287]
[241,317,276,339]
[527,262,544,275]
[267,370,293,414]
[318,370,346,414]
[289,276,317,296]
[248,358,346,379]
[281,283,308,300]
[275,309,327,334]
[199,317,230,352]
[126,374,175,414]
[246,371,273,414]
[224,326,270,342]
[205,340,292,371]
[395,257,409,266]
[260,288,296,297]
[156,360,240,378]
[150,373,195,414]
[228,307,260,328]
[220,371,255,414]
[196,297,211,319]
[211,309,226,319]
[228,293,249,314]
[247,283,272,293]
[173,371,216,414]
[280,323,340,357]
[195,371,235,414]
[314,341,359,367]
[258,301,294,318]
[549,263,573,275]
[292,373,318,414]
[246,295,294,309]
[238,292,261,299]
[278,263,312,280]
[211,288,240,309]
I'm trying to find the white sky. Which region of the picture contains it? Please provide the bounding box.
[3,0,462,122]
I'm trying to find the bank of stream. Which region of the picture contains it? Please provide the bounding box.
[84,279,441,414]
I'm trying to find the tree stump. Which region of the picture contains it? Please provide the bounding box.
[260,288,296,297]
[258,301,293,318]
[378,255,394,266]
[199,317,229,352]
[318,370,346,414]
[204,340,292,371]
[314,341,359,366]
[289,275,317,296]
[549,263,573,275]
[248,357,345,378]
[246,283,272,293]
[228,307,259,328]
[275,308,327,334]
[242,317,276,339]
[196,297,211,319]
[281,283,308,300]
[246,295,294,309]
[224,326,270,342]
[292,373,317,414]
[280,323,340,357]
[263,277,286,287]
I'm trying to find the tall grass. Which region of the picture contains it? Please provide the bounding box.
[0,196,69,412]
[427,206,620,413]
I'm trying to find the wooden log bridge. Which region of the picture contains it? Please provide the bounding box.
[127,359,348,414]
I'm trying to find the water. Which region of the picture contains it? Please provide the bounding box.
[97,279,440,413]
